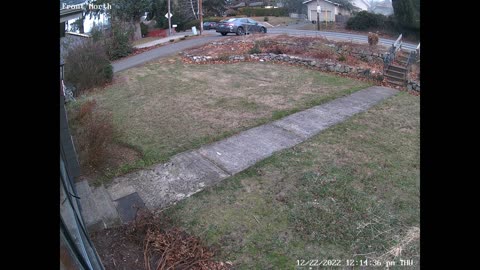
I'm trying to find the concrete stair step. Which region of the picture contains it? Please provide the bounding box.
[75,180,120,231]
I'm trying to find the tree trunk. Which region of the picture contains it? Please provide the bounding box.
[133,21,142,40]
[191,0,198,19]
[79,18,85,34]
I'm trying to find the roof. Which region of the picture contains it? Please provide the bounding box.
[60,0,87,9]
[302,0,341,7]
[60,0,87,8]
[60,8,84,23]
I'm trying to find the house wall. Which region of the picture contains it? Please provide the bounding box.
[306,1,337,21]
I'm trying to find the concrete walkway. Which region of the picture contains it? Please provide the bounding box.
[76,86,397,230]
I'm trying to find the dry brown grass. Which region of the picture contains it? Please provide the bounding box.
[376,226,420,261]
[71,58,369,182]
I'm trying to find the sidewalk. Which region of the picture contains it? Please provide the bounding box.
[76,86,397,230]
[134,30,217,49]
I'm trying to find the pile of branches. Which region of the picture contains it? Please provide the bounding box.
[133,210,231,270]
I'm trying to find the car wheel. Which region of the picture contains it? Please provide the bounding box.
[221,32,227,36]
[261,27,267,34]
[236,27,244,36]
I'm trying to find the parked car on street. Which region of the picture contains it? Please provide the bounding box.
[203,21,217,30]
[216,18,267,36]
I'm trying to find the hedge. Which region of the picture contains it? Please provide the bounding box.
[238,7,288,17]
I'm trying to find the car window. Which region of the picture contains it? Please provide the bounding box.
[240,19,248,23]
[247,19,256,24]
[226,18,237,22]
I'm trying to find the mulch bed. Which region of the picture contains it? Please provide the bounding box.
[90,210,232,270]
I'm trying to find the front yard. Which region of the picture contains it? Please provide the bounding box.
[78,35,420,269]
[68,57,370,183]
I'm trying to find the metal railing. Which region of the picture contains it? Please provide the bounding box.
[415,42,420,62]
[405,42,420,69]
[383,34,403,70]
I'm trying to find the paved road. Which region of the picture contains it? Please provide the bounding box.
[112,35,222,73]
[268,27,418,51]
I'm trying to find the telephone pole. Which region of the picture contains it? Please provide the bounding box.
[316,0,320,31]
[199,0,203,35]
[168,0,172,36]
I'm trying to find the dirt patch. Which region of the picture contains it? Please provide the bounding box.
[183,34,386,70]
[90,210,232,270]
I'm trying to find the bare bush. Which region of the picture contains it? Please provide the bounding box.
[64,41,113,94]
[70,100,114,169]
[368,32,379,46]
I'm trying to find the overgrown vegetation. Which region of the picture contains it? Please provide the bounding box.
[368,32,379,46]
[346,11,387,31]
[254,38,337,60]
[140,22,149,37]
[238,7,288,17]
[346,2,420,40]
[64,41,113,93]
[68,100,114,170]
[105,22,134,60]
[248,42,261,54]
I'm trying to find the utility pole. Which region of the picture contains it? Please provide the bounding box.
[325,7,327,29]
[199,0,203,35]
[316,0,320,31]
[168,0,172,36]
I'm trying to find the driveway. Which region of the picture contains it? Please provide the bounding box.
[112,35,222,73]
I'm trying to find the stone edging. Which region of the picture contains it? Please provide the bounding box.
[182,51,420,93]
[407,80,420,92]
[182,52,384,81]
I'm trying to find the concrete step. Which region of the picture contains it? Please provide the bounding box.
[75,180,120,231]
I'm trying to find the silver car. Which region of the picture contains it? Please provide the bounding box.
[216,18,267,36]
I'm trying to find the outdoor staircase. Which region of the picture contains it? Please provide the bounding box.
[382,34,420,88]
[75,180,121,231]
[384,50,410,86]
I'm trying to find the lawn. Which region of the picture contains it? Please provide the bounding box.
[69,57,370,182]
[162,91,420,269]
